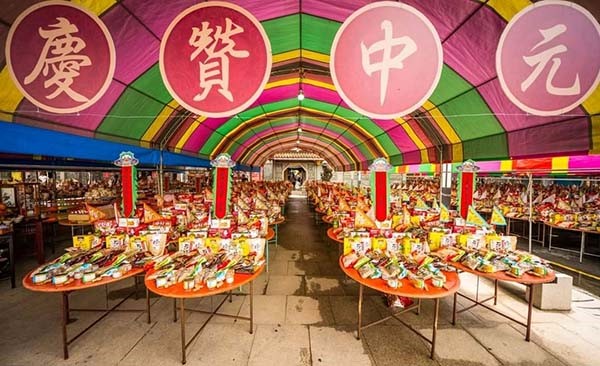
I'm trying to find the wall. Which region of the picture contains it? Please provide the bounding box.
[264,160,322,182]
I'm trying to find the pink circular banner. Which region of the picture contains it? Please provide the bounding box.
[330,1,443,119]
[497,1,600,116]
[160,1,271,118]
[5,1,115,114]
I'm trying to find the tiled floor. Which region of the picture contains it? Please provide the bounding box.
[1,197,599,365]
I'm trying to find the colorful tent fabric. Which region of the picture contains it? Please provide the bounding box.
[0,0,599,170]
[393,154,600,175]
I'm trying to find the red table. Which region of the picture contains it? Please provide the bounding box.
[450,262,556,341]
[145,265,264,364]
[23,267,147,359]
[339,257,460,359]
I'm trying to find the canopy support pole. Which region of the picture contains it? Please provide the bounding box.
[528,173,533,253]
[158,149,164,196]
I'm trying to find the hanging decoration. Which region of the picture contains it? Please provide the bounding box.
[490,206,507,226]
[369,158,392,222]
[114,152,139,218]
[466,205,489,227]
[211,154,235,219]
[457,160,478,219]
[440,202,450,222]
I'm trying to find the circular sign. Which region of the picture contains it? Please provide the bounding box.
[5,1,115,114]
[160,1,271,118]
[497,1,600,116]
[330,1,443,119]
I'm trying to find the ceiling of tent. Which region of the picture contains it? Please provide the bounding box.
[0,0,599,171]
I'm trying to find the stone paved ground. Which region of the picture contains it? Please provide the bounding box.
[1,196,599,365]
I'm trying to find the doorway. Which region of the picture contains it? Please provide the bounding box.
[284,167,306,189]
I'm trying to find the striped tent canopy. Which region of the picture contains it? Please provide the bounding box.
[0,0,599,170]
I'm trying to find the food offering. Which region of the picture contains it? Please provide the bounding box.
[146,240,265,292]
[341,248,454,291]
[435,235,553,279]
[28,246,151,286]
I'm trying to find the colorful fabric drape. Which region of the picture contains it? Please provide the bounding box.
[369,158,391,222]
[211,154,235,219]
[114,152,139,218]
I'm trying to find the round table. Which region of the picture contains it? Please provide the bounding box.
[23,267,147,359]
[145,265,264,364]
[322,215,333,224]
[326,228,344,244]
[449,262,555,341]
[339,257,460,359]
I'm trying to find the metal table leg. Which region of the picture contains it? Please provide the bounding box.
[180,298,186,364]
[431,298,440,359]
[146,287,152,324]
[173,298,178,322]
[357,284,363,340]
[61,292,69,359]
[526,284,533,342]
[451,292,457,325]
[250,281,254,334]
[494,280,498,305]
[580,232,585,263]
[548,226,553,251]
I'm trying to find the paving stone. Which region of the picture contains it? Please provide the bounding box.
[286,295,334,325]
[238,294,287,325]
[266,275,305,295]
[466,323,565,366]
[288,261,320,275]
[309,326,372,365]
[362,324,438,366]
[248,325,311,366]
[306,276,345,295]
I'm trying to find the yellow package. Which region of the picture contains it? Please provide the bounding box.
[428,232,444,251]
[73,235,94,250]
[205,237,221,253]
[236,237,250,256]
[410,215,422,226]
[178,236,193,254]
[484,234,500,245]
[106,235,125,249]
[344,237,371,255]
[458,234,469,248]
[372,237,387,251]
[129,235,148,251]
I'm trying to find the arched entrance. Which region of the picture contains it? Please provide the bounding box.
[284,167,306,188]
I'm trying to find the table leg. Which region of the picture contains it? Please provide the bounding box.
[542,223,546,247]
[250,281,254,334]
[275,224,279,247]
[9,234,15,289]
[494,280,498,306]
[475,276,480,302]
[357,284,364,340]
[61,292,69,360]
[580,232,585,263]
[266,238,269,272]
[451,292,457,326]
[35,220,44,264]
[431,298,440,359]
[146,287,151,324]
[134,276,139,300]
[173,298,178,322]
[416,299,421,315]
[549,226,553,251]
[180,298,186,364]
[526,284,533,342]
